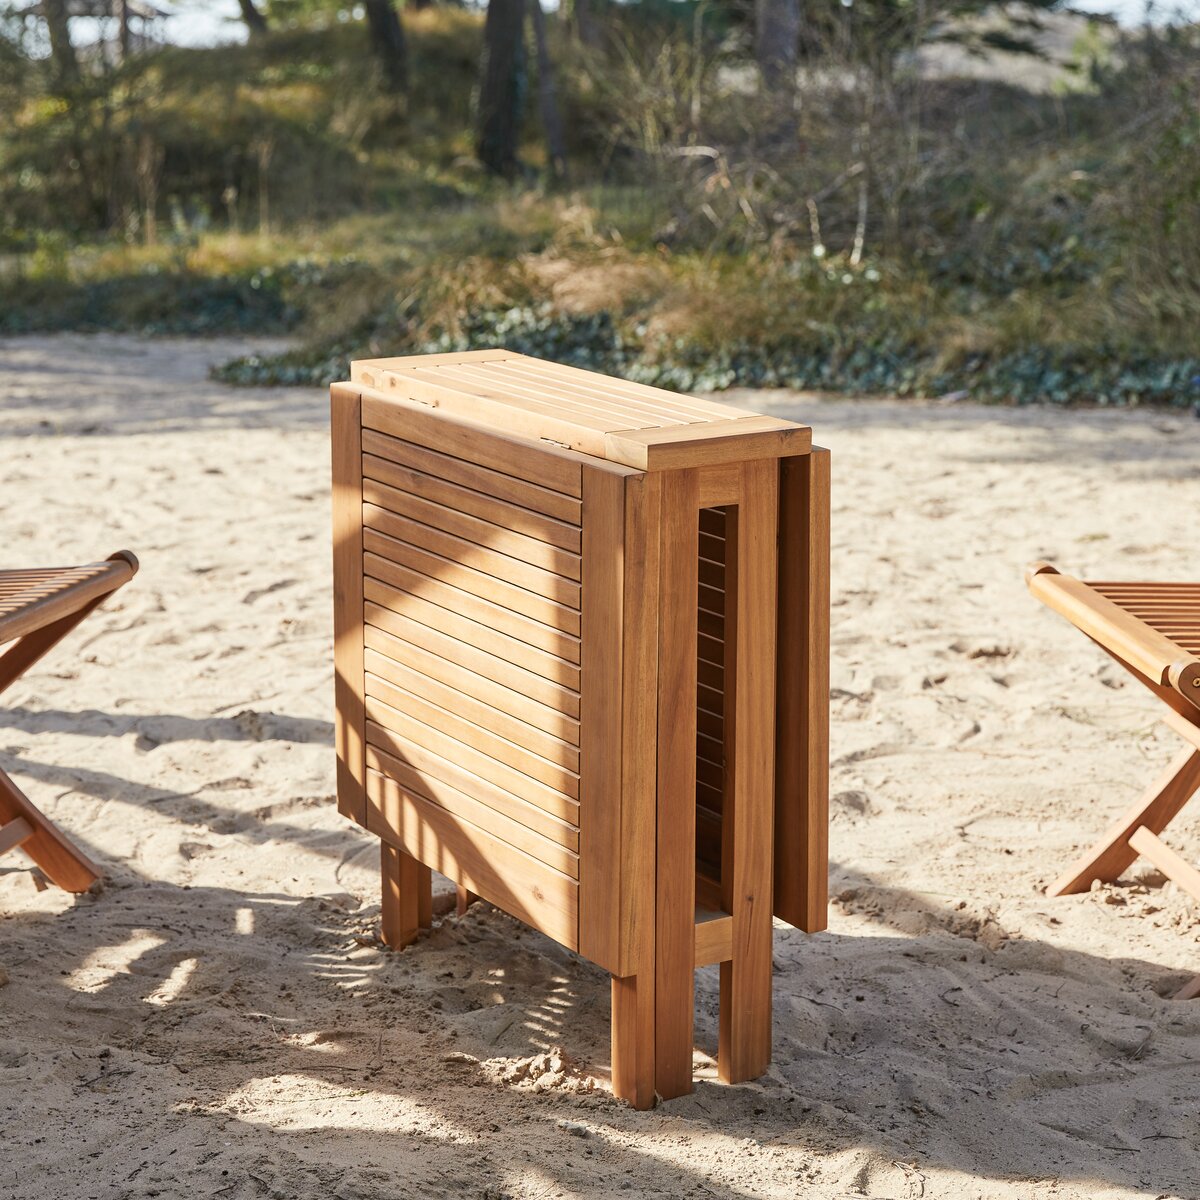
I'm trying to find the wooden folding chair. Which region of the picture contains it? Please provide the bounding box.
[0,551,139,893]
[1028,561,1200,999]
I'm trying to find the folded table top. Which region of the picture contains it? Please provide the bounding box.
[350,350,812,472]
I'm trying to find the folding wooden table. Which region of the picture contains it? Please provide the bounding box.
[331,351,829,1107]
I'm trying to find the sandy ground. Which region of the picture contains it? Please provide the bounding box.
[1,333,1198,1200]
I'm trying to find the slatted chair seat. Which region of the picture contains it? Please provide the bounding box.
[1028,562,1200,999]
[0,551,138,893]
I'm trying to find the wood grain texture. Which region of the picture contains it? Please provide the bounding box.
[361,427,581,525]
[332,383,368,827]
[654,467,700,1100]
[720,458,779,1084]
[578,465,627,975]
[610,471,663,1110]
[1049,746,1200,895]
[380,841,430,949]
[367,768,578,950]
[773,448,830,932]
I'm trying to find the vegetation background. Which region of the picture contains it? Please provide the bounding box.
[2,0,1198,405]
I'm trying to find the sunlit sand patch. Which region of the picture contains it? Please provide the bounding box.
[65,930,167,993]
[200,1076,478,1140]
[145,956,198,1006]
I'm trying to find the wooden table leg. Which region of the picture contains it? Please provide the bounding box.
[719,460,778,1083]
[381,842,431,949]
[654,469,700,1100]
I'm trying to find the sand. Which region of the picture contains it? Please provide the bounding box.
[1,332,1198,1200]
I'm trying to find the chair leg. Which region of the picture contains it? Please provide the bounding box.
[380,843,430,949]
[0,768,100,893]
[1049,747,1200,895]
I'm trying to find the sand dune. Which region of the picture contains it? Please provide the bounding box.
[1,334,1197,1200]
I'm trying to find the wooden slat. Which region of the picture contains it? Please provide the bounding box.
[478,361,702,427]
[774,448,830,932]
[363,453,581,552]
[366,675,579,796]
[364,623,579,741]
[364,551,581,664]
[0,816,33,856]
[1128,826,1200,905]
[367,762,579,878]
[517,356,753,422]
[439,361,690,431]
[1049,746,1200,895]
[695,910,734,967]
[362,428,581,525]
[1029,570,1193,688]
[366,648,578,769]
[0,558,134,647]
[360,604,576,715]
[367,718,577,824]
[366,770,578,951]
[331,383,368,826]
[361,391,584,497]
[655,467,700,1100]
[363,478,581,581]
[365,582,580,692]
[363,515,580,626]
[606,417,812,472]
[366,741,577,849]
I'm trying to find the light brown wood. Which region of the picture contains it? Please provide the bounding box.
[695,909,734,967]
[363,478,582,580]
[363,506,580,612]
[365,605,577,721]
[361,391,584,498]
[337,353,831,1095]
[363,451,582,552]
[365,742,577,849]
[774,448,830,932]
[364,623,580,741]
[1032,564,1200,1000]
[362,428,582,525]
[1128,825,1200,905]
[365,650,580,770]
[380,842,430,949]
[332,384,368,826]
[606,417,812,472]
[365,584,581,692]
[0,551,138,893]
[366,756,579,877]
[720,459,779,1084]
[654,467,700,1100]
[578,465,627,975]
[364,550,581,663]
[365,677,580,797]
[610,471,662,1110]
[367,768,578,950]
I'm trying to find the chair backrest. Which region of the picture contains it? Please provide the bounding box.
[0,552,138,645]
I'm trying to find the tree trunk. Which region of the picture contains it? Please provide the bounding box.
[476,0,527,178]
[40,0,79,85]
[755,0,799,92]
[570,0,599,47]
[364,0,409,94]
[237,0,269,38]
[529,0,566,182]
